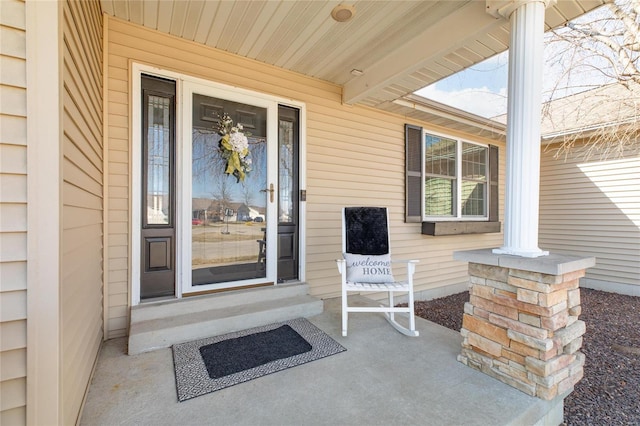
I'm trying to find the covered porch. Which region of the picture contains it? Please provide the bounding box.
[79,297,564,425]
[4,0,610,424]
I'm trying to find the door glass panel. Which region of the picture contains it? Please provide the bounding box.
[278,119,294,223]
[145,95,171,225]
[191,94,268,285]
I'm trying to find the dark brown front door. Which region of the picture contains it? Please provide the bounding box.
[277,105,299,282]
[140,75,176,299]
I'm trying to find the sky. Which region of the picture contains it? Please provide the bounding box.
[414,53,509,119]
[414,3,620,119]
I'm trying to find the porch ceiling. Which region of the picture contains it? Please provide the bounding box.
[101,0,607,118]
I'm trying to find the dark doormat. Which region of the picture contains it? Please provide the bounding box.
[172,318,346,401]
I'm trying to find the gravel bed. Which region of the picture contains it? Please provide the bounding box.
[413,288,640,425]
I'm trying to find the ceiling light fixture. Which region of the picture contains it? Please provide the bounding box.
[331,4,356,22]
[350,69,363,77]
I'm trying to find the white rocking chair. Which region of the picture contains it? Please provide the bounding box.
[336,207,419,337]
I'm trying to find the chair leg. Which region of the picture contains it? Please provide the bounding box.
[342,312,348,337]
[342,289,348,337]
[408,289,416,334]
[388,292,395,323]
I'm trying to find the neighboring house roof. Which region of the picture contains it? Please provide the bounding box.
[540,82,640,141]
[492,82,640,142]
[192,198,214,210]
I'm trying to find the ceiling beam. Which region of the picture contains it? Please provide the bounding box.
[342,1,504,105]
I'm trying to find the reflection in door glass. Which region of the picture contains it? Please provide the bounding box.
[146,95,171,225]
[191,95,268,286]
[279,119,294,223]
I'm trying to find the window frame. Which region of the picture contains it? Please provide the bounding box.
[423,133,458,218]
[405,123,500,235]
[423,130,489,222]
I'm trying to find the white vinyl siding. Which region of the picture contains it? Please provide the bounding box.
[540,142,640,291]
[61,0,103,424]
[0,0,27,423]
[104,16,505,337]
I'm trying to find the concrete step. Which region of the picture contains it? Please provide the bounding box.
[128,284,323,355]
[131,282,311,322]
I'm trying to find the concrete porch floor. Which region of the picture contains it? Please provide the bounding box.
[80,297,565,425]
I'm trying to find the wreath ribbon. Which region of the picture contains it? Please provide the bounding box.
[220,134,248,182]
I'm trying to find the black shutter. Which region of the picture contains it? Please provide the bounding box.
[488,144,499,222]
[405,124,423,223]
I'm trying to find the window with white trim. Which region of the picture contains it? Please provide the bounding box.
[405,124,500,235]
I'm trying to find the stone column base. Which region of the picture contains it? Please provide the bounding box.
[453,249,595,400]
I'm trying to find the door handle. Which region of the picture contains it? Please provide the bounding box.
[261,183,275,203]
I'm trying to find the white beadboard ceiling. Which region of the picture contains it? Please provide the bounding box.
[101,0,608,133]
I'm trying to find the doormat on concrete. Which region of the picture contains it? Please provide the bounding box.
[172,317,346,401]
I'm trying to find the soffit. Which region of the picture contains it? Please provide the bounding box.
[101,0,608,120]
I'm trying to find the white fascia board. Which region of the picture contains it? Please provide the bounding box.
[396,95,507,136]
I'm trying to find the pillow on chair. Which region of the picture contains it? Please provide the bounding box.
[343,253,395,283]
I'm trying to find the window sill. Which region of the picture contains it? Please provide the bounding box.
[422,221,501,236]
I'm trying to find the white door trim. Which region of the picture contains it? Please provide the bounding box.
[131,63,184,305]
[130,63,306,305]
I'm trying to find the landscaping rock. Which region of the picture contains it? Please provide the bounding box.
[411,288,640,425]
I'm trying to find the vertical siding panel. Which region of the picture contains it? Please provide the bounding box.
[0,0,27,423]
[105,16,505,338]
[540,142,640,291]
[61,0,103,424]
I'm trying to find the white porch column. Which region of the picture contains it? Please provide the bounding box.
[488,0,554,257]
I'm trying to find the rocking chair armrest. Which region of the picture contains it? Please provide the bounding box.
[391,259,419,264]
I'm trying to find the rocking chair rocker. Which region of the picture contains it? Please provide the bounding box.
[336,207,419,337]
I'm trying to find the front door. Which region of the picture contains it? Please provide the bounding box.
[181,81,280,294]
[137,72,302,301]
